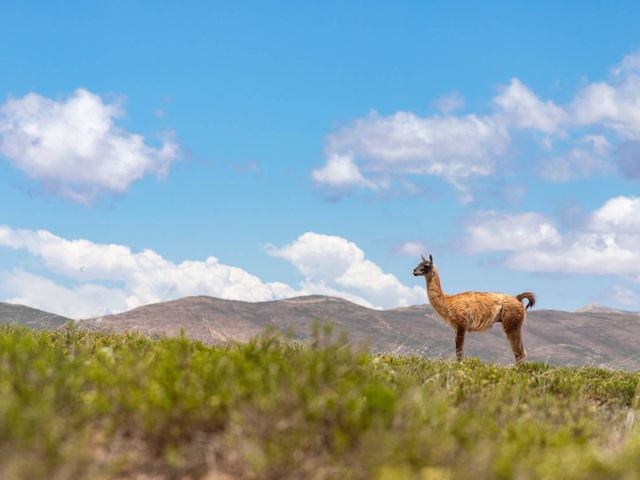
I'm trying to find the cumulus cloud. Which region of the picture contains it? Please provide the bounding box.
[0,269,128,319]
[0,225,296,317]
[267,232,425,308]
[328,111,509,177]
[465,211,561,253]
[0,226,426,316]
[539,135,612,181]
[612,52,640,75]
[0,89,179,203]
[588,196,640,233]
[572,53,640,140]
[311,153,376,190]
[494,78,568,134]
[314,110,510,196]
[311,82,539,197]
[506,232,638,275]
[468,196,640,278]
[312,52,640,195]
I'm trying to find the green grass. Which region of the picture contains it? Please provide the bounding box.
[1,324,640,479]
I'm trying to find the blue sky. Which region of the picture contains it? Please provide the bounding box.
[2,1,640,317]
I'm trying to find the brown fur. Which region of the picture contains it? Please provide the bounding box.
[413,255,535,364]
[516,292,535,310]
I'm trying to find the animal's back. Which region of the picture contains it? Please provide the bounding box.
[443,291,523,331]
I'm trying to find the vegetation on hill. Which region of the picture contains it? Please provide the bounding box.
[1,324,640,479]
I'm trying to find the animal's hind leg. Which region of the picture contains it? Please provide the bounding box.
[502,309,527,364]
[455,326,466,362]
[504,328,527,364]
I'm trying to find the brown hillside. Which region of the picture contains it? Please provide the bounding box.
[77,295,640,370]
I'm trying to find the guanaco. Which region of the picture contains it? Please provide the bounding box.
[413,254,535,364]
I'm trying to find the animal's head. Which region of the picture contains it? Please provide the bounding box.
[412,253,434,277]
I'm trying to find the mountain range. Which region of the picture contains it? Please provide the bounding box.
[1,296,639,370]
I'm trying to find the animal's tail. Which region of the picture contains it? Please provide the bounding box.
[516,292,536,310]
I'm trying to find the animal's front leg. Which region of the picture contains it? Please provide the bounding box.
[455,326,466,361]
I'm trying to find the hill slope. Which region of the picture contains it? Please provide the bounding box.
[0,302,71,330]
[82,295,640,370]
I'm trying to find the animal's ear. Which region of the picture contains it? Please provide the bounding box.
[429,253,433,264]
[420,253,426,262]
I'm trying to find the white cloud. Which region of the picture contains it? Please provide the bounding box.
[317,110,510,193]
[312,52,640,194]
[433,90,465,114]
[506,232,639,275]
[267,232,425,308]
[0,89,179,203]
[0,226,426,316]
[465,211,561,253]
[612,52,640,76]
[494,78,568,134]
[328,111,510,176]
[469,196,640,278]
[572,54,640,139]
[0,269,128,319]
[311,153,376,189]
[589,196,640,233]
[0,225,296,316]
[311,76,576,197]
[539,135,612,181]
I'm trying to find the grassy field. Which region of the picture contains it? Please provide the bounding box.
[1,324,640,479]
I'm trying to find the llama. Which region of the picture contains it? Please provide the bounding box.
[412,254,535,364]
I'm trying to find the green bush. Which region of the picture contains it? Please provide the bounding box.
[0,324,639,479]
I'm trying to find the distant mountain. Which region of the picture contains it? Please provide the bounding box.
[0,303,71,330]
[80,295,640,371]
[82,295,438,349]
[575,303,638,314]
[3,296,638,370]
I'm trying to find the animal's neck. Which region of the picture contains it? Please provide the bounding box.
[426,267,447,311]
